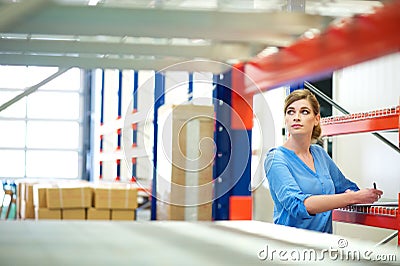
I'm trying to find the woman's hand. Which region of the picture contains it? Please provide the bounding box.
[345,188,383,204]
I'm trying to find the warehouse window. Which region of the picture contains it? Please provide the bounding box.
[0,66,84,180]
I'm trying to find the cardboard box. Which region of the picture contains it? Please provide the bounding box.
[111,209,135,221]
[87,208,110,220]
[94,185,138,210]
[16,179,91,219]
[62,209,86,220]
[156,104,214,221]
[47,186,92,209]
[20,199,35,219]
[16,180,22,219]
[33,183,57,208]
[25,183,36,208]
[18,179,56,219]
[36,208,61,220]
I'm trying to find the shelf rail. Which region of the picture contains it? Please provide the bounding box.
[305,81,400,154]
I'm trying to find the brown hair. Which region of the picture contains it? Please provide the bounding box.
[284,89,322,142]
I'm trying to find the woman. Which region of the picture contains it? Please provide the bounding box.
[264,89,382,233]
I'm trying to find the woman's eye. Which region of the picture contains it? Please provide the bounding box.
[287,110,294,115]
[301,110,310,115]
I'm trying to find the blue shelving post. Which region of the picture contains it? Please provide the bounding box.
[213,65,253,220]
[151,72,165,220]
[131,71,139,182]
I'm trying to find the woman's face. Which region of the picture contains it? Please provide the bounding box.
[285,99,320,138]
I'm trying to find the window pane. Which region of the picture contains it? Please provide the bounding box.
[0,66,30,89]
[0,91,27,118]
[0,150,25,178]
[27,91,80,119]
[40,68,81,91]
[0,121,26,148]
[24,67,59,87]
[0,66,59,89]
[26,121,79,149]
[0,66,83,181]
[26,150,78,178]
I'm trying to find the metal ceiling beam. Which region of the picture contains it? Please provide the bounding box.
[1,3,332,44]
[0,38,265,61]
[0,54,231,73]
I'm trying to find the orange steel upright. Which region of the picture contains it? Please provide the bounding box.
[229,63,253,220]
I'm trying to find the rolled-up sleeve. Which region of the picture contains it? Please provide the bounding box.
[265,150,313,220]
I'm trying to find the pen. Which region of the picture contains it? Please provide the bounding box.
[373,182,377,189]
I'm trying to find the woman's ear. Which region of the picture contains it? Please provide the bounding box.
[315,113,321,126]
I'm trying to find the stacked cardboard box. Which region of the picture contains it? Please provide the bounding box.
[92,183,138,221]
[33,182,92,220]
[16,179,44,219]
[33,183,60,219]
[15,180,138,221]
[156,104,214,221]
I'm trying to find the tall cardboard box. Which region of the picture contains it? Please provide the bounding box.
[156,104,214,220]
[22,182,39,219]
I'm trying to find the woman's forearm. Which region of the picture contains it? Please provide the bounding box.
[304,193,355,215]
[304,189,383,215]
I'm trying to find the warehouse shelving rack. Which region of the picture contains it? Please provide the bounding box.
[320,107,400,245]
[94,0,400,221]
[231,0,400,234]
[244,0,400,94]
[97,69,153,215]
[321,106,400,139]
[229,0,400,224]
[217,1,400,219]
[332,201,400,246]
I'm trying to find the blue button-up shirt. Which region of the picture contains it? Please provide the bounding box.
[264,144,359,233]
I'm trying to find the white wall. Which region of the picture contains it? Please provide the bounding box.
[332,52,400,245]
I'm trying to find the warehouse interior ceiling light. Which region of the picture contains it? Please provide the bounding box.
[87,0,100,6]
[0,0,389,71]
[306,0,383,17]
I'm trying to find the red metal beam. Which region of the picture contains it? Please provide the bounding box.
[321,107,399,136]
[244,0,400,95]
[332,209,399,231]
